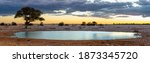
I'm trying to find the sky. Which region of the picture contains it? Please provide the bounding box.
[0,0,150,24]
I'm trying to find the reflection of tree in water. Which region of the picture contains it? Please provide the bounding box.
[25,32,29,38]
[92,33,112,40]
[92,33,98,39]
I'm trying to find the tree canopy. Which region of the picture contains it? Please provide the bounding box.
[15,7,45,28]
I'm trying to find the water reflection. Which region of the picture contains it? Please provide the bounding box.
[14,31,141,40]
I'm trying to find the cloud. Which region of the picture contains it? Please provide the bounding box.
[0,0,150,18]
[138,0,150,5]
[0,0,86,5]
[71,11,94,17]
[112,0,150,17]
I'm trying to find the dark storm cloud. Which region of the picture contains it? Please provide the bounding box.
[138,0,150,5]
[0,0,150,18]
[113,0,150,17]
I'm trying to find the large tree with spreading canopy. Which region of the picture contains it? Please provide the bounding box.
[14,7,45,28]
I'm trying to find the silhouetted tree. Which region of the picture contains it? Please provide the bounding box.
[0,22,5,26]
[14,7,45,29]
[11,22,17,26]
[58,22,64,26]
[92,21,97,26]
[86,21,98,26]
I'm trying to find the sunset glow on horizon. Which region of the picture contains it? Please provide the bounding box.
[0,14,150,24]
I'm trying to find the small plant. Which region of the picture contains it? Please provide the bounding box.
[58,22,64,26]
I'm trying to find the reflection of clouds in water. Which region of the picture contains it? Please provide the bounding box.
[109,32,136,39]
[110,32,134,36]
[91,32,137,40]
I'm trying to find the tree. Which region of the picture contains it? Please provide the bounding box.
[0,22,5,26]
[11,22,17,26]
[58,22,64,26]
[92,21,97,26]
[14,7,45,29]
[81,22,86,26]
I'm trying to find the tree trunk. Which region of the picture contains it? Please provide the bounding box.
[25,21,29,29]
[25,25,28,29]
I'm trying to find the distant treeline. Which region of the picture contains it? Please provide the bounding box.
[0,22,45,26]
[1,22,149,26]
[57,21,104,26]
[0,22,17,26]
[57,22,150,26]
[113,23,150,25]
[81,21,97,26]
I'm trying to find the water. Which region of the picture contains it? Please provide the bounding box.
[14,31,141,40]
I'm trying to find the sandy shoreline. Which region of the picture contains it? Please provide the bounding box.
[0,25,150,46]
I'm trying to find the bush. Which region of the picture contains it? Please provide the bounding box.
[58,22,64,26]
[11,22,17,26]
